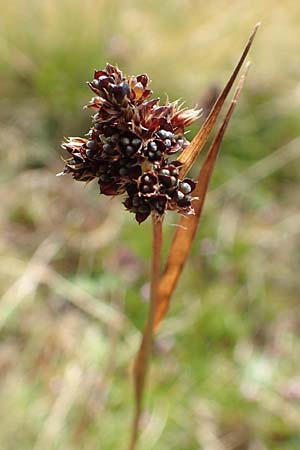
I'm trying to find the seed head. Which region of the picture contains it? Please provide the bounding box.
[60,63,201,223]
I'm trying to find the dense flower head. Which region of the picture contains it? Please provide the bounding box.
[60,63,201,223]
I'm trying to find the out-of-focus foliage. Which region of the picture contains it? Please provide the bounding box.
[1,1,300,449]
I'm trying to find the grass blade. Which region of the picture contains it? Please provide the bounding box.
[178,23,260,178]
[154,64,250,330]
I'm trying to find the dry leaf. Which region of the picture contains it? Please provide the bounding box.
[178,23,260,178]
[154,64,251,330]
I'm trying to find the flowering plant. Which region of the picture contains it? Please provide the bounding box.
[59,24,259,450]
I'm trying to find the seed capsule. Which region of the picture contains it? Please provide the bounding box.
[170,176,178,187]
[112,84,128,102]
[61,63,199,222]
[120,137,130,146]
[120,81,130,96]
[94,122,102,130]
[86,149,95,157]
[125,145,135,156]
[159,169,170,176]
[119,167,128,176]
[157,129,168,139]
[103,143,114,154]
[177,195,191,208]
[180,182,192,194]
[141,185,151,194]
[175,191,185,201]
[149,141,157,151]
[132,138,142,148]
[86,140,98,150]
[110,133,119,144]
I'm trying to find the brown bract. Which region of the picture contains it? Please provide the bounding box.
[154,24,260,329]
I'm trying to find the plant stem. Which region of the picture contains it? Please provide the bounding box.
[128,214,163,450]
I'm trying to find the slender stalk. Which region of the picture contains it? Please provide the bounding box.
[128,215,163,450]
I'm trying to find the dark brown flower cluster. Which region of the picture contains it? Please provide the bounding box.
[59,64,200,223]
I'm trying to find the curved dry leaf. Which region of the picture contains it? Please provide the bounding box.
[178,23,260,178]
[154,65,251,330]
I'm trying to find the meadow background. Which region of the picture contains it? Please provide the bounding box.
[1,1,300,449]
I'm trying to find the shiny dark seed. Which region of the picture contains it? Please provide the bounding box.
[157,129,168,139]
[170,176,178,187]
[103,143,113,153]
[164,139,172,147]
[125,145,134,155]
[149,141,157,151]
[87,140,98,149]
[141,185,151,194]
[175,191,185,201]
[119,167,127,176]
[132,138,142,148]
[119,81,130,96]
[112,84,127,102]
[159,169,170,176]
[158,175,171,188]
[180,182,192,194]
[110,134,119,143]
[120,137,130,146]
[86,149,94,157]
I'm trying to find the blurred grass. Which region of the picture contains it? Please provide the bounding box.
[1,1,300,449]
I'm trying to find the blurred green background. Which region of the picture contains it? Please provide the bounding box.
[1,1,300,449]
